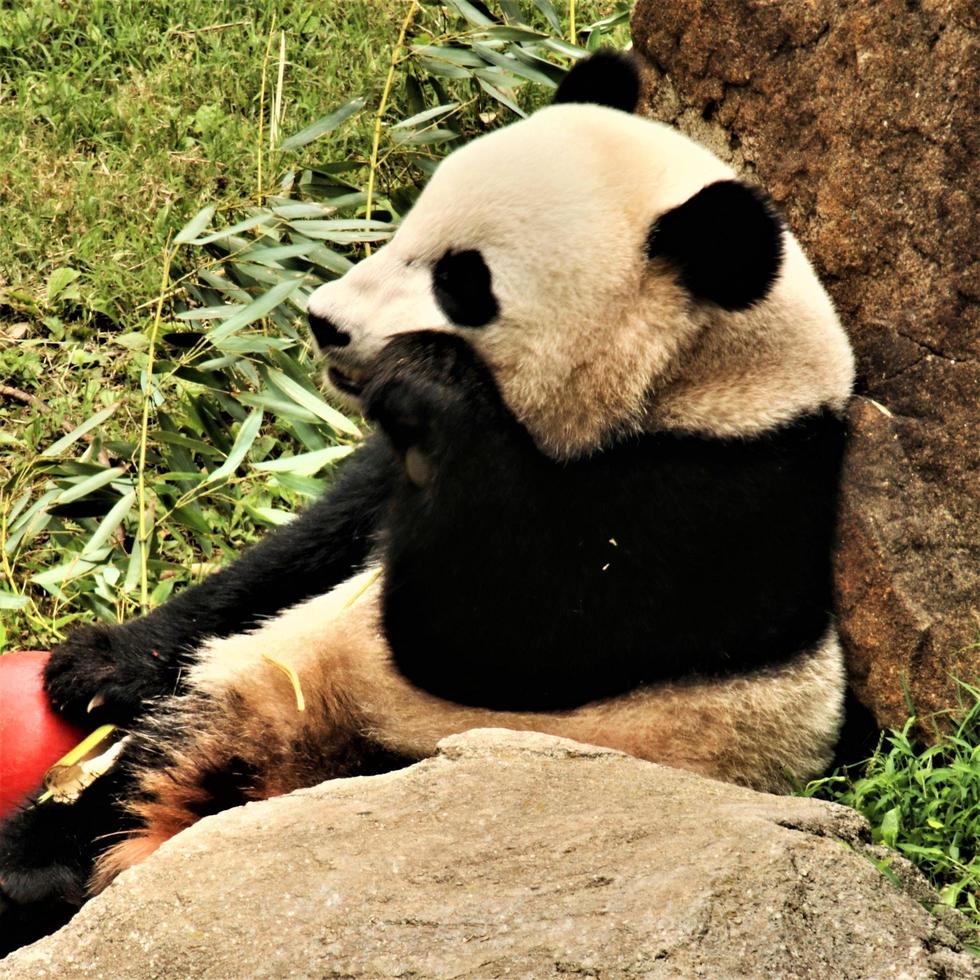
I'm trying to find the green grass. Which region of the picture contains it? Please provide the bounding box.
[0,0,397,335]
[0,0,407,645]
[803,681,980,949]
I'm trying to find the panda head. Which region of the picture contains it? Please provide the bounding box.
[307,51,853,459]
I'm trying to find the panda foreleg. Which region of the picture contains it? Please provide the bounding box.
[82,568,845,893]
[42,436,398,727]
[362,329,534,489]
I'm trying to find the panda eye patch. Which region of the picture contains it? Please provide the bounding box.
[432,249,499,328]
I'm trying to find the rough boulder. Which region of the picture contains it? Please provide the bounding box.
[3,730,976,978]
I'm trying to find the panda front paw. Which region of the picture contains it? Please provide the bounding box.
[364,331,507,484]
[44,623,176,726]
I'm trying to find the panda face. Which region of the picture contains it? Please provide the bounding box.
[308,105,709,457]
[308,90,853,459]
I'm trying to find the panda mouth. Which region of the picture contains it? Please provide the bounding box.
[327,364,367,398]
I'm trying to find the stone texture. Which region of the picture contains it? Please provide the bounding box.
[631,0,980,730]
[2,730,976,979]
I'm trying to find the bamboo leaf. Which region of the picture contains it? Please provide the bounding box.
[413,45,485,68]
[238,391,320,424]
[417,57,472,81]
[32,552,108,589]
[478,25,549,42]
[443,0,495,26]
[543,36,589,58]
[242,504,295,526]
[271,202,337,219]
[82,490,136,556]
[54,467,127,505]
[209,277,304,343]
[175,304,244,322]
[266,369,361,438]
[498,0,524,22]
[214,336,295,355]
[253,445,354,476]
[390,128,458,147]
[0,590,29,610]
[510,46,567,84]
[190,212,280,246]
[239,243,321,265]
[203,408,264,484]
[531,0,562,33]
[280,96,367,151]
[390,102,460,130]
[41,403,121,458]
[476,76,526,117]
[174,205,216,244]
[124,537,143,592]
[286,221,394,245]
[472,42,558,86]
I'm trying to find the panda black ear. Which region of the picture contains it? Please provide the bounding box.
[645,180,785,312]
[553,49,640,113]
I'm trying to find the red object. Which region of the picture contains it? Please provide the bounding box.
[0,650,86,819]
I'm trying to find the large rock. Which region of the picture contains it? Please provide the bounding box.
[2,730,976,978]
[631,0,980,730]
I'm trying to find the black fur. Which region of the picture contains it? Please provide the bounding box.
[553,49,641,114]
[43,436,399,726]
[367,332,845,710]
[646,180,785,312]
[432,249,499,328]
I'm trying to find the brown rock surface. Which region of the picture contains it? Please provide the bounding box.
[2,730,976,979]
[631,0,979,729]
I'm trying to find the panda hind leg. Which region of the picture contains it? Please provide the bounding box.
[0,743,144,956]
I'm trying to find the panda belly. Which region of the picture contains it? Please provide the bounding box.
[94,566,844,889]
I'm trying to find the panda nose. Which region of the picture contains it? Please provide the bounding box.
[308,312,351,349]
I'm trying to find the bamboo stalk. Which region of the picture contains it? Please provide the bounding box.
[364,1,420,257]
[136,241,173,612]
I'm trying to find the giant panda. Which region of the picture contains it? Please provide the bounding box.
[0,50,854,953]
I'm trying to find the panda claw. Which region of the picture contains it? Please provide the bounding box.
[87,692,107,714]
